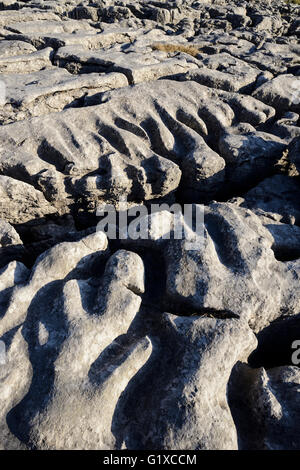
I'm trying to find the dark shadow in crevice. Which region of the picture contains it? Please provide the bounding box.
[271,244,300,262]
[227,361,264,450]
[248,313,300,369]
[110,324,186,450]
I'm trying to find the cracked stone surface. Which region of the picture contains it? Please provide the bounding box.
[0,0,300,451]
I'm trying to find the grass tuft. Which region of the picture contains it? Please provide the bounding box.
[151,43,201,57]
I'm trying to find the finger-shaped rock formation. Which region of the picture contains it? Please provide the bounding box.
[0,0,299,451]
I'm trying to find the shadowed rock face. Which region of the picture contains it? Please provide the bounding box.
[0,0,300,451]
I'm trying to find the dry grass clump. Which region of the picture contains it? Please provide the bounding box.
[151,42,201,57]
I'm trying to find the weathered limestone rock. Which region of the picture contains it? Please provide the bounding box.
[0,39,36,57]
[0,231,109,337]
[237,43,300,74]
[0,9,60,28]
[122,203,300,333]
[118,316,257,450]
[0,175,57,224]
[0,47,53,73]
[3,27,139,50]
[55,45,197,84]
[253,75,300,113]
[0,248,151,449]
[0,220,22,247]
[218,131,286,186]
[182,53,261,93]
[0,0,299,452]
[0,68,128,123]
[231,365,300,449]
[0,221,25,269]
